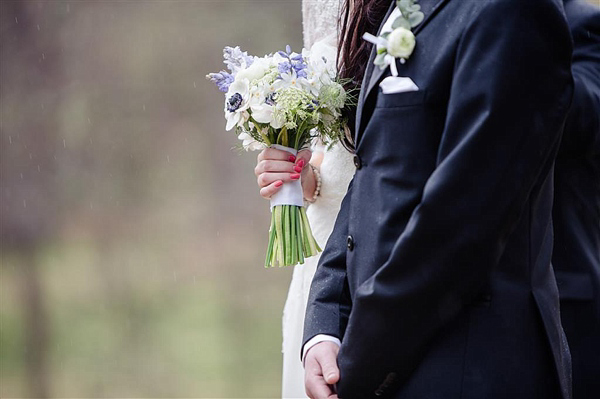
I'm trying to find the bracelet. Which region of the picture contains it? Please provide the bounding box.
[306,164,322,203]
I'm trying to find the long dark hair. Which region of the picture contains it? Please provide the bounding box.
[337,0,390,150]
[338,0,390,87]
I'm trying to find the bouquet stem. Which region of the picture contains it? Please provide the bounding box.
[265,205,321,268]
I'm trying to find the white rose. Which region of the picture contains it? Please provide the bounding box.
[309,37,337,68]
[387,27,416,59]
[251,104,274,124]
[236,57,270,82]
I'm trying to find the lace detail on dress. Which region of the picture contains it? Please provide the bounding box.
[302,0,343,49]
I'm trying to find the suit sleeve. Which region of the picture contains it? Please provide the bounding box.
[335,0,574,397]
[560,0,600,156]
[302,177,353,354]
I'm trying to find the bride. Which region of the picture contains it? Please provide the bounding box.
[254,0,390,397]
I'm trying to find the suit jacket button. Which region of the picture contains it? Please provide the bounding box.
[353,154,362,169]
[347,235,354,251]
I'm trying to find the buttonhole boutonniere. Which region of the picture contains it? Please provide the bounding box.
[363,0,424,76]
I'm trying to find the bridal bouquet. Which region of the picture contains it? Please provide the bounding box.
[207,43,350,267]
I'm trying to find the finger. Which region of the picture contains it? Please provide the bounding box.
[255,159,298,176]
[306,376,335,399]
[257,172,301,188]
[257,147,297,163]
[305,362,335,399]
[296,149,312,168]
[259,180,283,199]
[319,363,340,386]
[316,352,340,385]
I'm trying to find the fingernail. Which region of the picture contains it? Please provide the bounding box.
[297,159,305,168]
[275,181,283,187]
[290,173,300,180]
[289,155,296,162]
[294,165,302,173]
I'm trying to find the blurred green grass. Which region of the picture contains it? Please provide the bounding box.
[2,239,287,397]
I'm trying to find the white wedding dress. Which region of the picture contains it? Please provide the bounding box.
[281,1,355,397]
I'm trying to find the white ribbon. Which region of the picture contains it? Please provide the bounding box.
[269,144,304,209]
[362,34,399,76]
[384,54,399,77]
[362,32,388,47]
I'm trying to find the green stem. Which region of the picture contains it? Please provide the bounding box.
[283,205,291,266]
[295,207,304,265]
[301,207,321,256]
[276,126,285,146]
[300,208,311,256]
[265,212,276,268]
[295,120,305,150]
[290,205,297,266]
[274,206,284,266]
[283,127,289,147]
[260,132,272,146]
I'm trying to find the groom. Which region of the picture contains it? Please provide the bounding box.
[302,0,574,398]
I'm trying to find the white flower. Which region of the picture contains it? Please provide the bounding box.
[273,71,307,91]
[237,132,264,151]
[386,27,416,59]
[308,39,337,74]
[251,104,274,124]
[235,56,271,82]
[225,78,250,131]
[299,39,337,96]
[248,84,266,107]
[269,109,285,129]
[247,81,276,125]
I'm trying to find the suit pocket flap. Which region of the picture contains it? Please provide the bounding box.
[375,89,427,108]
[555,271,594,300]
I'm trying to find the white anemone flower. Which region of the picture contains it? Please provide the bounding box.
[225,78,250,131]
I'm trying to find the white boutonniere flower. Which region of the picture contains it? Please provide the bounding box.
[387,27,416,59]
[363,0,424,76]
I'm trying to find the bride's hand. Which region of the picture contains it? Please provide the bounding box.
[255,147,314,199]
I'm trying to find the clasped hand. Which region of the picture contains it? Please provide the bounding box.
[254,147,316,200]
[304,341,341,399]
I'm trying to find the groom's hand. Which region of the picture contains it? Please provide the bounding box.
[304,341,340,399]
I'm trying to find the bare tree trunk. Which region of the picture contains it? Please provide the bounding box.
[20,249,49,398]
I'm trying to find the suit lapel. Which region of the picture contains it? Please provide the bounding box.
[355,0,452,142]
[354,0,397,144]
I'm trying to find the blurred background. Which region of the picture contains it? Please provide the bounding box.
[1,1,303,397]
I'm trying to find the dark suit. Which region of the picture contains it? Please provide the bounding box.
[303,0,574,398]
[554,1,600,397]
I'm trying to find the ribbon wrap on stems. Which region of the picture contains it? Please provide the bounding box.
[269,145,304,209]
[265,144,321,267]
